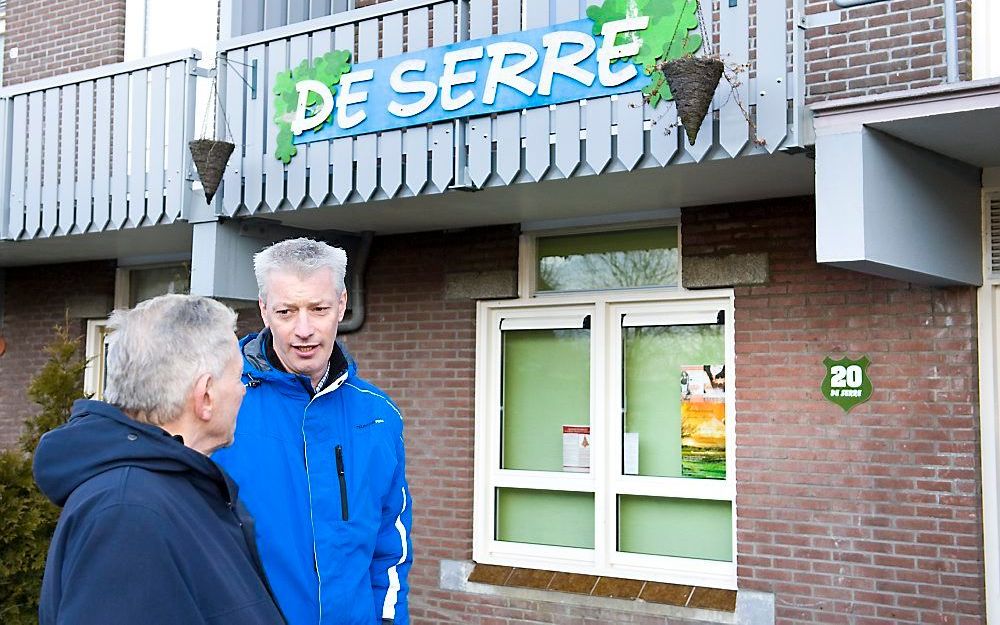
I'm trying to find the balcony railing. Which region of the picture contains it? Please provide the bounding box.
[217,0,805,217]
[0,50,202,241]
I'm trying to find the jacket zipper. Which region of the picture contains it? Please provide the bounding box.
[335,445,349,521]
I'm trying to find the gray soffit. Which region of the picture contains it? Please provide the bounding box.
[258,152,816,236]
[811,77,1000,168]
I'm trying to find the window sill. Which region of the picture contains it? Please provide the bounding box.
[439,560,775,625]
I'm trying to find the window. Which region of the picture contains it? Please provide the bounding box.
[83,320,111,399]
[125,0,218,63]
[85,263,191,400]
[474,228,736,589]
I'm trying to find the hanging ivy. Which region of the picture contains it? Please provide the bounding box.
[586,0,704,107]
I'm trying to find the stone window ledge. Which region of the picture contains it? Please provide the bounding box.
[439,560,775,625]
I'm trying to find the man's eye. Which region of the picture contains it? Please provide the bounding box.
[275,309,291,316]
[313,306,331,313]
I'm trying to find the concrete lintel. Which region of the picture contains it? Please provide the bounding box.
[816,127,982,286]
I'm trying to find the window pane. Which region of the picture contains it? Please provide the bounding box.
[129,264,191,307]
[536,227,678,292]
[623,324,725,478]
[618,495,732,561]
[502,328,590,472]
[497,488,594,549]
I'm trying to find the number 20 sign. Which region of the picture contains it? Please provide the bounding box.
[821,355,873,412]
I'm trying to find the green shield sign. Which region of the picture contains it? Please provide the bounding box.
[821,355,872,412]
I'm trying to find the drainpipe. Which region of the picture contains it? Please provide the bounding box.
[339,231,373,334]
[943,0,959,82]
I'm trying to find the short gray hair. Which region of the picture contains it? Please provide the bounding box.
[253,238,347,302]
[104,294,238,426]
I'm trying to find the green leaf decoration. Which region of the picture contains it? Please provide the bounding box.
[272,49,353,164]
[586,0,704,105]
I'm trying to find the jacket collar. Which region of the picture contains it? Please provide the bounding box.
[241,329,354,395]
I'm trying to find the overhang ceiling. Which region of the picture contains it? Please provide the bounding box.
[269,151,816,234]
[813,77,1000,168]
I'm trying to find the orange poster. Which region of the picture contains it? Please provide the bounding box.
[680,365,726,479]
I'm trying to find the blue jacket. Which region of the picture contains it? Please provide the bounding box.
[33,400,285,625]
[213,332,413,625]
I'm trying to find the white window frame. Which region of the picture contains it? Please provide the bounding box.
[973,0,1000,80]
[518,218,681,298]
[84,319,111,400]
[979,186,1000,624]
[473,287,737,589]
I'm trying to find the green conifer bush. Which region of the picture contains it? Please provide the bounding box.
[0,324,86,624]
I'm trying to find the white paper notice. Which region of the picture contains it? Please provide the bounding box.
[562,425,590,472]
[623,432,639,475]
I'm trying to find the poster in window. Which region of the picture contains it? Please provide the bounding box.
[680,365,726,479]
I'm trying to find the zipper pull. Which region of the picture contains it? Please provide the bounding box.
[335,445,349,521]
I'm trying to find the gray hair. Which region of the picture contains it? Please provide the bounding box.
[104,294,238,426]
[253,238,347,303]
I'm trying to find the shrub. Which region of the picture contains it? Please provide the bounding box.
[0,324,86,624]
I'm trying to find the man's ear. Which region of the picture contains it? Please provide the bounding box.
[337,289,348,322]
[259,298,269,328]
[191,372,214,422]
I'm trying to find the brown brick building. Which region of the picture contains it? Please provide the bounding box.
[0,1,997,624]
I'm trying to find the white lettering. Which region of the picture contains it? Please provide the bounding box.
[291,80,335,135]
[538,31,596,96]
[388,59,438,118]
[336,68,375,129]
[439,46,484,111]
[597,16,649,87]
[483,42,538,105]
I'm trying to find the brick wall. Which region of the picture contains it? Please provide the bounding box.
[806,0,972,103]
[684,197,985,624]
[338,202,984,625]
[0,261,116,448]
[4,0,126,86]
[338,225,521,624]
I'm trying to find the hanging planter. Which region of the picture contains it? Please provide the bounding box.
[661,54,725,146]
[189,139,235,204]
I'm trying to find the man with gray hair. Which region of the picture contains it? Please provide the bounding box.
[213,238,412,625]
[34,294,285,625]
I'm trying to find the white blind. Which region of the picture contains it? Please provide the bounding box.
[990,192,1000,278]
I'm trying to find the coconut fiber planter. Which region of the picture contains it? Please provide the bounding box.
[189,139,236,204]
[662,55,725,146]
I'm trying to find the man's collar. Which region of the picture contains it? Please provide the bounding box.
[260,329,349,394]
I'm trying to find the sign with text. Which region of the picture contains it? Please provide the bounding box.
[821,355,872,412]
[272,0,705,162]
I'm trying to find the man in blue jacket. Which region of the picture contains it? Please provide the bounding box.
[34,294,285,625]
[213,238,413,625]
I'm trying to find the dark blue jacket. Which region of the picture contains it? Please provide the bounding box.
[33,400,285,625]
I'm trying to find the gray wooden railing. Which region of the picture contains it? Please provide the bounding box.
[217,0,804,218]
[0,50,202,241]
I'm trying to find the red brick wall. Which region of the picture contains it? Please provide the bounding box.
[4,0,126,86]
[0,261,116,448]
[337,203,984,625]
[684,197,984,624]
[805,0,972,103]
[338,226,519,623]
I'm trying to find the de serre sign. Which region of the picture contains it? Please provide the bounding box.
[287,16,653,147]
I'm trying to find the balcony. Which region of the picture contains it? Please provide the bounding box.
[0,0,808,249]
[0,50,203,245]
[216,0,808,221]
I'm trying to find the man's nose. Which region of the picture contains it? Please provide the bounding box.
[293,311,313,337]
